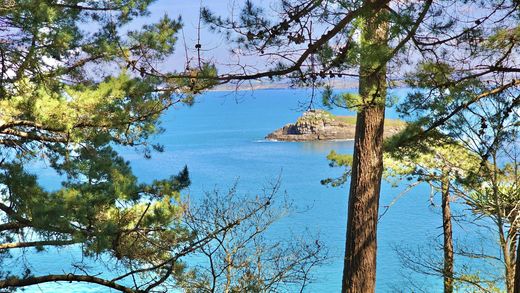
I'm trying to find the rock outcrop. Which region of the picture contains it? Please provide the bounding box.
[266,110,404,141]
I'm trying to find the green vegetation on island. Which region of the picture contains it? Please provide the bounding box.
[266,109,406,141]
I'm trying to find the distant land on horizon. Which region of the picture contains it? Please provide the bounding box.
[210,79,406,92]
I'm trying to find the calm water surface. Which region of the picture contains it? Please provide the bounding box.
[20,88,495,292]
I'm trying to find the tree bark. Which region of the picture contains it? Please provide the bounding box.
[506,239,515,293]
[491,153,515,293]
[514,232,520,293]
[441,175,454,293]
[342,2,388,292]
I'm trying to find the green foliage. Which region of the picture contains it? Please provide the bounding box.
[323,127,481,190]
[128,15,183,57]
[405,62,454,88]
[322,86,402,112]
[341,93,363,111]
[384,136,480,183]
[0,1,218,290]
[321,85,334,109]
[0,145,191,260]
[202,1,520,291]
[321,151,352,187]
[327,150,353,168]
[486,25,520,49]
[454,273,503,293]
[175,63,219,99]
[462,161,520,222]
[1,0,183,89]
[0,1,328,290]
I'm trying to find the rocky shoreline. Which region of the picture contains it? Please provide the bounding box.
[266,110,405,141]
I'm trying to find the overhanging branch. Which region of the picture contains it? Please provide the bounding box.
[0,274,138,293]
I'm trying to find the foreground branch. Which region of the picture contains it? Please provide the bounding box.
[0,274,138,293]
[0,240,77,250]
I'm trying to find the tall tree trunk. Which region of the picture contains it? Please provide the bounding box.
[514,232,520,293]
[506,240,514,293]
[342,2,388,292]
[507,230,518,293]
[441,175,454,293]
[492,154,515,293]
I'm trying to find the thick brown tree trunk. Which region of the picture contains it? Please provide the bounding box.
[342,2,388,292]
[441,176,454,293]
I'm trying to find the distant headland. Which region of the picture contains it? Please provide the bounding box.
[210,80,360,91]
[210,80,406,92]
[266,109,406,141]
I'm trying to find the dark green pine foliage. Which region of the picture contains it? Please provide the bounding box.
[0,0,216,291]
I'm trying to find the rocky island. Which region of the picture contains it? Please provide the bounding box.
[266,109,405,141]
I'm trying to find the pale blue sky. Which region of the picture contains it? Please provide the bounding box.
[125,0,288,75]
[131,0,246,72]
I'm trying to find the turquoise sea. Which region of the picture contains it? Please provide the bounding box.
[18,88,499,292]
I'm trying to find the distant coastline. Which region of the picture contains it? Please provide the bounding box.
[209,79,406,92]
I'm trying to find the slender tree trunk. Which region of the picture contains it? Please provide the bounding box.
[491,154,515,293]
[506,231,517,293]
[342,2,388,292]
[441,175,454,293]
[506,243,514,293]
[514,232,520,293]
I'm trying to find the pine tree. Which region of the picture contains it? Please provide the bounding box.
[0,1,208,290]
[0,1,327,291]
[201,0,519,291]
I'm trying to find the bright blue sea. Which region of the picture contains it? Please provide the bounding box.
[18,88,500,292]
